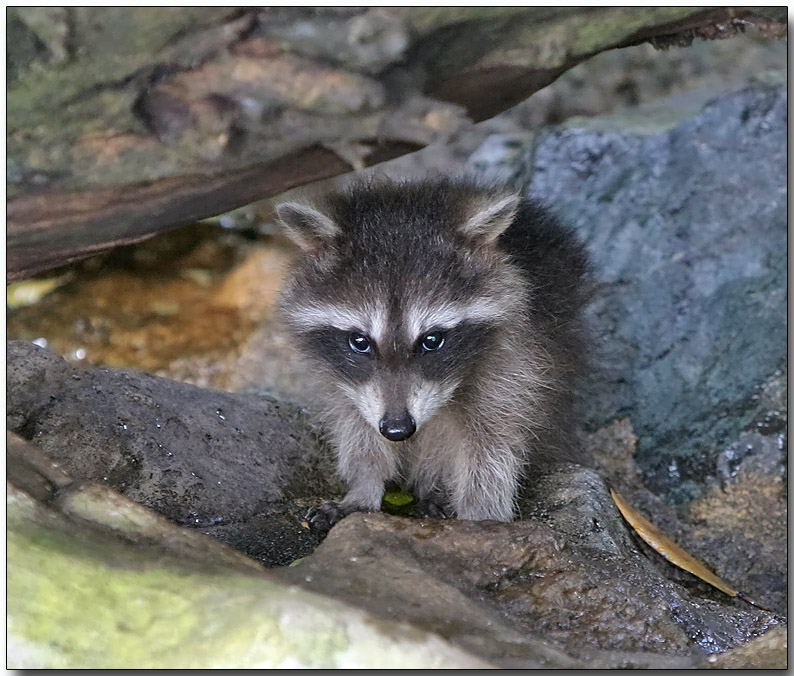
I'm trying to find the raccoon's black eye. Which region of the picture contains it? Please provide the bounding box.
[348,332,372,354]
[420,331,445,352]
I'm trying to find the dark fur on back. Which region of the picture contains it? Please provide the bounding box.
[499,198,593,462]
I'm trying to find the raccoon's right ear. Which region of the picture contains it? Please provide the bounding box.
[460,193,521,244]
[276,202,340,250]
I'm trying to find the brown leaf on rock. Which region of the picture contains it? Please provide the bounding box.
[610,488,768,610]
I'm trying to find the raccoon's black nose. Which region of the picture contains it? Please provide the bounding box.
[379,413,416,441]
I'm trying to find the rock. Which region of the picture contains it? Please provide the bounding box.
[6,339,343,566]
[524,82,787,505]
[11,7,777,196]
[6,473,490,669]
[275,465,781,668]
[582,414,787,616]
[705,626,787,669]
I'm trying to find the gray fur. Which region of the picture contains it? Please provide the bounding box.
[277,177,591,525]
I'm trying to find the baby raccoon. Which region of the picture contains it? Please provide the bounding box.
[277,177,590,531]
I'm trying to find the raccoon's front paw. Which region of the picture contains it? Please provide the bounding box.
[304,501,352,534]
[415,498,449,520]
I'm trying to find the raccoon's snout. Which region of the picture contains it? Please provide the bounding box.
[379,413,416,441]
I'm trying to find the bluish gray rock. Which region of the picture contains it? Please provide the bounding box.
[525,83,787,503]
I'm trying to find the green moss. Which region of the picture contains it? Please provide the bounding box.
[6,488,352,668]
[546,7,699,58]
[493,7,702,70]
[401,7,704,68]
[7,521,357,667]
[7,483,485,668]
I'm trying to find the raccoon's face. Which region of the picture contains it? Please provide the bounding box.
[287,297,505,440]
[277,180,523,441]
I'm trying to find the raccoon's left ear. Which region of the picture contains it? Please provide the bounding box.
[276,202,340,250]
[459,193,521,243]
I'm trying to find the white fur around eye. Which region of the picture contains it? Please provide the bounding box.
[286,301,388,345]
[405,299,506,342]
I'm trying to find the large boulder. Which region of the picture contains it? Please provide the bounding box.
[525,81,787,505]
[6,339,343,566]
[6,456,489,669]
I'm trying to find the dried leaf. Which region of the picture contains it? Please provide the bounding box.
[610,488,768,610]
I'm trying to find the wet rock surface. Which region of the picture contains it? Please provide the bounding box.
[7,339,342,566]
[705,626,787,669]
[276,464,781,668]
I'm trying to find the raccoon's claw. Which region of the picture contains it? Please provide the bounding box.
[304,501,350,534]
[415,498,449,520]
